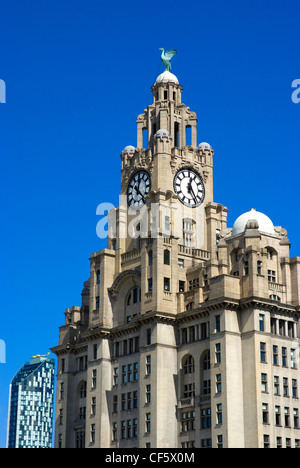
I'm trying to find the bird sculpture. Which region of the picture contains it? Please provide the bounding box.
[159,48,177,71]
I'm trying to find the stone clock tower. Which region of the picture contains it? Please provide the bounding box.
[52,69,300,449]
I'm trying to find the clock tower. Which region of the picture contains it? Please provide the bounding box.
[52,66,300,449]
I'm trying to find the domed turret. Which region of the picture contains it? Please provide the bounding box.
[232,208,275,236]
[198,142,212,151]
[154,129,170,140]
[122,145,135,155]
[155,71,179,84]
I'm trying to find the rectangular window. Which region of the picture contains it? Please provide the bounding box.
[91,397,96,416]
[96,296,100,309]
[146,413,151,433]
[113,367,119,386]
[179,281,185,292]
[261,373,268,393]
[146,355,151,375]
[112,422,117,442]
[146,385,151,403]
[260,343,267,363]
[275,406,281,426]
[263,435,270,449]
[148,278,153,292]
[201,408,211,429]
[284,407,290,427]
[113,395,118,413]
[276,437,282,449]
[282,347,287,367]
[292,379,298,399]
[216,315,221,333]
[216,374,222,394]
[181,411,195,432]
[273,346,278,365]
[164,277,170,291]
[217,435,223,449]
[257,261,262,275]
[93,344,98,360]
[90,424,95,444]
[215,343,221,363]
[268,270,276,282]
[294,409,299,429]
[92,369,97,389]
[262,403,269,424]
[259,314,265,332]
[216,404,223,425]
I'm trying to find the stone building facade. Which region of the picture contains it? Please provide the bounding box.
[51,70,300,449]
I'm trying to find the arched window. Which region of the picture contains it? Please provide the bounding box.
[164,249,170,265]
[266,247,277,260]
[125,287,141,323]
[183,355,195,374]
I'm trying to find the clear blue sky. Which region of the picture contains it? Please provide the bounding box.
[0,0,299,447]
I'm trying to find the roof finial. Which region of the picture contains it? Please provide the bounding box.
[159,48,177,71]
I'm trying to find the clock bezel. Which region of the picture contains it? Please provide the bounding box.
[173,167,205,208]
[127,169,151,209]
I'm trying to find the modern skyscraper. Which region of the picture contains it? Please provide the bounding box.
[7,355,55,448]
[51,67,300,448]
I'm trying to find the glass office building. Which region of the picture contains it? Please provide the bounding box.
[7,355,55,448]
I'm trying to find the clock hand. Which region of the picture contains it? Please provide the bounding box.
[188,180,197,203]
[135,184,146,203]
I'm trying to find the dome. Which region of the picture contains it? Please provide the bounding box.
[154,129,170,138]
[122,145,135,154]
[198,142,212,151]
[155,71,179,84]
[232,209,275,236]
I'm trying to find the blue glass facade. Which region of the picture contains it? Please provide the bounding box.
[7,356,55,448]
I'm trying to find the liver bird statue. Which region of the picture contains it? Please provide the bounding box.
[159,48,177,71]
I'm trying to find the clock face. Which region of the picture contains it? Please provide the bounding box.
[173,168,205,207]
[127,170,151,209]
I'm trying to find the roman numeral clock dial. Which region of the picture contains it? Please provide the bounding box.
[127,170,151,209]
[173,168,205,208]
